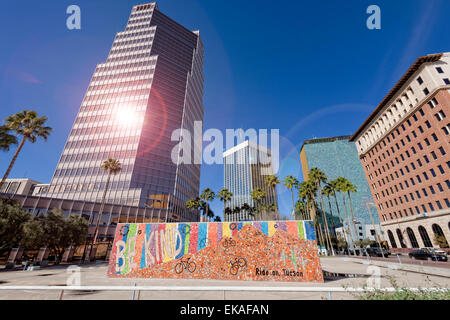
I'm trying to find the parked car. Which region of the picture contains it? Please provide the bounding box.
[366,247,390,257]
[408,249,448,261]
[422,247,448,256]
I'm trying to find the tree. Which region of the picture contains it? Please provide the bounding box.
[217,188,232,214]
[0,111,52,190]
[92,158,121,245]
[294,199,307,220]
[0,199,31,254]
[298,180,317,220]
[241,203,253,219]
[335,177,357,255]
[22,209,88,263]
[265,175,280,219]
[251,187,266,220]
[322,184,338,236]
[200,188,215,220]
[283,175,299,218]
[224,207,232,220]
[232,206,241,220]
[0,125,17,152]
[328,179,345,225]
[434,234,449,248]
[310,168,334,255]
[213,216,221,222]
[337,237,348,250]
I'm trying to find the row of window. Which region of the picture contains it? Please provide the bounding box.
[363,97,441,162]
[381,198,450,221]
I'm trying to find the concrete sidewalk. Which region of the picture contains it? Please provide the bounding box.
[0,257,448,300]
[344,257,450,278]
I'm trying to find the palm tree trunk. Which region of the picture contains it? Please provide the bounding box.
[0,136,26,190]
[347,191,361,254]
[317,183,335,256]
[291,189,295,219]
[93,172,111,245]
[341,193,356,256]
[327,196,337,236]
[332,191,344,224]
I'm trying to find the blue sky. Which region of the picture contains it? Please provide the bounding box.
[1,0,449,219]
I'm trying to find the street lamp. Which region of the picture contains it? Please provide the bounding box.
[366,202,386,259]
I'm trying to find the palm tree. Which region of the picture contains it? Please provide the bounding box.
[217,188,232,214]
[335,177,357,255]
[283,175,299,218]
[251,187,266,220]
[93,158,122,245]
[322,184,338,236]
[341,178,359,246]
[0,125,17,152]
[310,168,334,255]
[295,199,307,220]
[241,203,253,219]
[232,206,241,221]
[0,111,52,190]
[328,179,345,224]
[224,207,232,221]
[298,180,317,220]
[186,197,200,212]
[265,174,280,219]
[200,188,215,220]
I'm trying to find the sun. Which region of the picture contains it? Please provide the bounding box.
[115,106,141,127]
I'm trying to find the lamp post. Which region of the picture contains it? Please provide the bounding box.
[366,202,385,259]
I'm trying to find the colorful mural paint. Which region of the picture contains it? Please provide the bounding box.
[107,220,323,282]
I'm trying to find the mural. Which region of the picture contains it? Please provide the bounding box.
[107,220,323,282]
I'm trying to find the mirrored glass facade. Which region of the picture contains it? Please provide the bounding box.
[39,2,203,222]
[223,141,278,221]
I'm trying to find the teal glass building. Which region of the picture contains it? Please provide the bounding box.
[300,136,379,226]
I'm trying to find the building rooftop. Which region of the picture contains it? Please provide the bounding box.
[300,135,352,152]
[349,52,446,141]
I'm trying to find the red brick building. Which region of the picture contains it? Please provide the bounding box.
[350,53,450,251]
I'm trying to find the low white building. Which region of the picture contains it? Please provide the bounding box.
[0,178,42,196]
[335,218,385,249]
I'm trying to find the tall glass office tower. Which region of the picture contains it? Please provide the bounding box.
[223,141,278,221]
[41,2,204,222]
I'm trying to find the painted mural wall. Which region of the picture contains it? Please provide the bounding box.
[108,220,323,282]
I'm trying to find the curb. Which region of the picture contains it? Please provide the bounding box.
[344,257,450,278]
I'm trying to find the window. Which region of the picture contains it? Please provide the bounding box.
[444,78,450,85]
[431,151,437,160]
[418,226,433,247]
[419,109,425,116]
[424,138,430,146]
[437,183,443,192]
[439,146,446,156]
[423,88,430,95]
[436,200,442,210]
[438,165,444,174]
[429,186,435,194]
[436,67,444,74]
[417,76,424,84]
[419,126,424,133]
[430,168,436,177]
[424,155,429,163]
[407,228,419,248]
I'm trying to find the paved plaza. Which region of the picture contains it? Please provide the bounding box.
[0,257,448,300]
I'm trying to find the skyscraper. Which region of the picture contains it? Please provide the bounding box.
[223,140,278,221]
[300,136,380,245]
[40,2,204,222]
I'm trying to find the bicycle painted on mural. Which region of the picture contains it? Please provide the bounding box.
[228,256,247,275]
[174,257,196,274]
